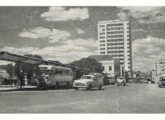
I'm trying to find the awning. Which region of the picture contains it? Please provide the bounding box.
[0,51,48,65]
[0,51,91,72]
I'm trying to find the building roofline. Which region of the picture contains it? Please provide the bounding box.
[98,19,129,24]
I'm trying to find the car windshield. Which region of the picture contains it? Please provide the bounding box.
[161,78,165,81]
[40,70,51,75]
[81,76,92,79]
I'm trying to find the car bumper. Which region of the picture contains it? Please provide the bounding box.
[73,84,87,88]
[160,83,165,86]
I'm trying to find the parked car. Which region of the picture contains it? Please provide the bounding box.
[116,77,126,86]
[107,76,116,85]
[73,73,104,90]
[103,75,116,85]
[128,79,134,83]
[151,80,155,84]
[138,79,143,83]
[158,76,165,88]
[142,79,148,83]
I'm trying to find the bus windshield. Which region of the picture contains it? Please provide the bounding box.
[40,70,51,75]
[39,65,73,76]
[81,76,92,79]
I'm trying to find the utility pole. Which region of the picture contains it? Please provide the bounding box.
[155,63,158,76]
[12,63,15,86]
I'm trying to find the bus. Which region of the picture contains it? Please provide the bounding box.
[33,64,73,89]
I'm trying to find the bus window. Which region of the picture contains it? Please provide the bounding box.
[56,70,62,75]
[64,70,72,75]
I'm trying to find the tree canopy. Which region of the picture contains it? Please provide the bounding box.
[68,57,103,80]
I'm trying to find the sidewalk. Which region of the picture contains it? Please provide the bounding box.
[0,85,17,91]
[0,85,37,91]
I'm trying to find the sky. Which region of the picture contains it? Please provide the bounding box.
[0,6,165,72]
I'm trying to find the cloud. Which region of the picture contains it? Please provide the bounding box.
[121,7,159,13]
[76,28,85,34]
[0,37,97,64]
[132,36,165,72]
[0,60,15,66]
[118,6,165,24]
[1,46,39,55]
[19,27,71,43]
[32,45,95,63]
[41,7,89,21]
[65,38,97,48]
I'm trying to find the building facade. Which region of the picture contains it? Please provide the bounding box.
[89,55,120,77]
[97,20,132,74]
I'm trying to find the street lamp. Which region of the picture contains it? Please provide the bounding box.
[12,63,15,86]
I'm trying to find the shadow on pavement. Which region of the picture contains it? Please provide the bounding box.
[0,87,75,92]
[159,86,165,88]
[0,84,131,92]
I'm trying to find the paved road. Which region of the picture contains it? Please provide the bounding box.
[0,83,165,113]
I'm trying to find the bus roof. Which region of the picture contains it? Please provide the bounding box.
[39,64,72,71]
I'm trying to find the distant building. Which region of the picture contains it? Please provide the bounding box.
[89,55,120,77]
[151,70,157,83]
[97,20,132,75]
[154,59,165,82]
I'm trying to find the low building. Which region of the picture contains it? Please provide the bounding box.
[89,55,120,77]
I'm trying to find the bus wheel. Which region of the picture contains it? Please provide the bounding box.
[75,87,78,90]
[87,84,92,90]
[98,85,102,90]
[66,82,70,89]
[55,82,59,89]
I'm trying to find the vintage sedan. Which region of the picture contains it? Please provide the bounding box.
[116,77,126,86]
[73,74,104,90]
[158,76,165,88]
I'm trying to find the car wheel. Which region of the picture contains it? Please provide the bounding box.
[55,82,60,89]
[98,85,102,90]
[158,85,161,88]
[87,84,92,90]
[75,87,78,90]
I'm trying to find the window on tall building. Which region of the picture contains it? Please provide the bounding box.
[99,25,105,27]
[100,40,105,43]
[102,66,105,71]
[100,52,105,54]
[107,40,111,42]
[100,32,105,35]
[100,48,105,50]
[109,66,112,71]
[100,44,105,46]
[100,36,105,39]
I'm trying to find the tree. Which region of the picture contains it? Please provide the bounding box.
[4,64,13,78]
[68,57,103,80]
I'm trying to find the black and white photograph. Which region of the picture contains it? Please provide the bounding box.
[0,5,165,114]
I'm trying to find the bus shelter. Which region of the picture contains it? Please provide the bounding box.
[0,51,91,89]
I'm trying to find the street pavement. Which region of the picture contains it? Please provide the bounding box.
[0,83,165,113]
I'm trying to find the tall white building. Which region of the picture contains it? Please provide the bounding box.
[98,20,132,74]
